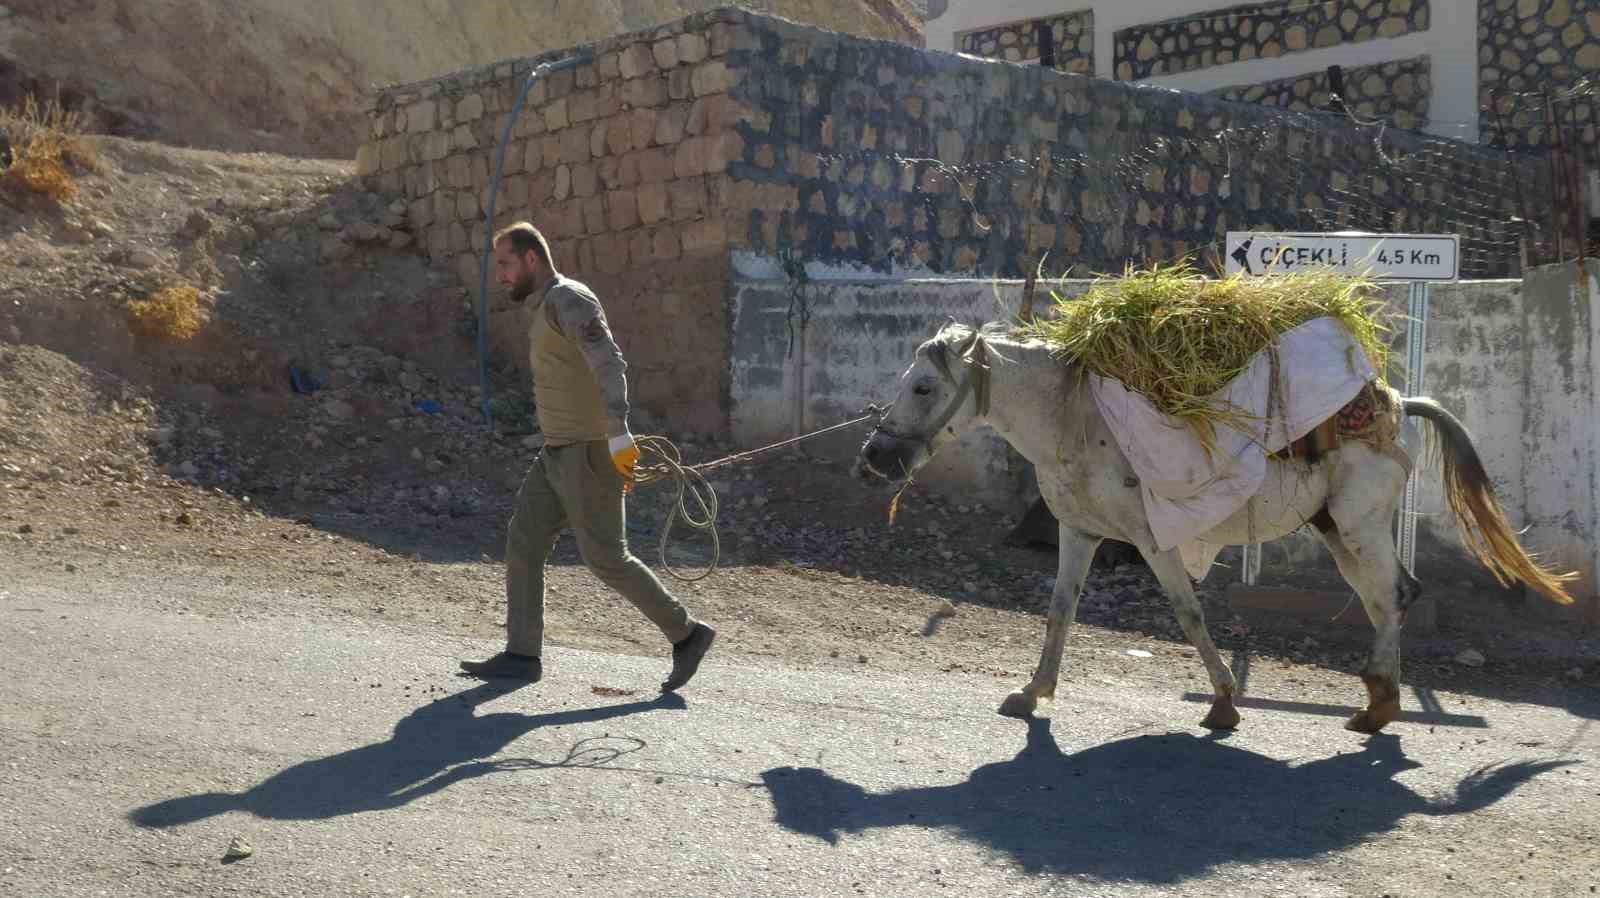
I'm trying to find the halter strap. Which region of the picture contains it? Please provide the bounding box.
[874,334,991,448]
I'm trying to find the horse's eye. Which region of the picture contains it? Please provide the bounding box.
[913,384,932,396]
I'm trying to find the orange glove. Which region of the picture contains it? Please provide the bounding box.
[608,433,639,490]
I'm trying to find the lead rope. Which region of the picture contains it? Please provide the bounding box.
[628,406,885,582]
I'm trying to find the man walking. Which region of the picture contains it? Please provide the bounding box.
[459,222,715,692]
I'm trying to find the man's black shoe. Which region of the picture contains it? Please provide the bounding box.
[458,652,542,681]
[661,623,715,693]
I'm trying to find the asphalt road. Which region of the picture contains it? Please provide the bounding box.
[1,576,1595,898]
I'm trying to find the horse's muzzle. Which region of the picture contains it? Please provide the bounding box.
[855,433,916,483]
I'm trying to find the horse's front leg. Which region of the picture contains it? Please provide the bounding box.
[1144,549,1241,729]
[1000,526,1100,718]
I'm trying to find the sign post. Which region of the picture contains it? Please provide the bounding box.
[1223,231,1460,585]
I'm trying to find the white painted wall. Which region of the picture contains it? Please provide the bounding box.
[727,261,1600,624]
[925,0,1480,142]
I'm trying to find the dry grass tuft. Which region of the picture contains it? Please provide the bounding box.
[0,95,97,203]
[1020,259,1391,446]
[126,284,206,342]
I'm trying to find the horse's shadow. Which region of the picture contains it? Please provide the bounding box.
[130,683,685,827]
[761,720,1575,884]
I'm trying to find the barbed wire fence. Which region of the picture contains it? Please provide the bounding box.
[797,86,1587,286]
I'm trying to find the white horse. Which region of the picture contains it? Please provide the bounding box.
[855,322,1575,733]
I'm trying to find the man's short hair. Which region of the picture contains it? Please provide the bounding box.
[493,221,554,268]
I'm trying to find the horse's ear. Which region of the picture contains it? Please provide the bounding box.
[952,328,981,359]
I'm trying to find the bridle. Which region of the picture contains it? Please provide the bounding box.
[870,333,992,454]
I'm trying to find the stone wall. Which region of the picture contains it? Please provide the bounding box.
[357,6,1550,436]
[724,11,1537,281]
[355,9,759,435]
[955,10,1095,74]
[1112,0,1432,82]
[1479,0,1600,149]
[1212,55,1432,132]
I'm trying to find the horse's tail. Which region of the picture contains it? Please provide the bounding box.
[1402,398,1577,605]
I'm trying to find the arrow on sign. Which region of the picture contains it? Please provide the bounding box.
[1230,237,1254,275]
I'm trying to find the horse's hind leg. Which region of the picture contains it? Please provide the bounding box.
[1000,527,1099,719]
[1317,510,1417,734]
[1144,549,1241,729]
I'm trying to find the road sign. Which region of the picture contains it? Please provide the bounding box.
[1225,231,1460,281]
[1227,230,1458,586]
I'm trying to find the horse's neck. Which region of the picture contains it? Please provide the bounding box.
[982,336,1089,466]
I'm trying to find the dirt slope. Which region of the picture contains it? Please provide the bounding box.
[0,0,922,158]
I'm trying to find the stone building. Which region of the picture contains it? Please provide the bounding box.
[927,1,1599,148]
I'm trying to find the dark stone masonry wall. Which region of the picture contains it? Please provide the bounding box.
[1479,0,1600,149]
[726,12,1534,280]
[1213,55,1432,132]
[956,10,1094,74]
[1114,0,1431,81]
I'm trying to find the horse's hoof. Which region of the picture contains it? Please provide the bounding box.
[998,691,1037,719]
[1201,697,1240,730]
[1344,703,1399,734]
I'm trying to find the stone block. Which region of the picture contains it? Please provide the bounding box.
[677,32,710,64]
[409,197,435,230]
[653,38,680,69]
[681,217,728,254]
[457,190,481,222]
[407,100,438,133]
[543,98,569,132]
[620,43,657,80]
[607,117,636,156]
[582,196,608,235]
[617,152,643,188]
[599,52,621,81]
[669,178,708,220]
[529,171,556,206]
[629,229,654,266]
[591,125,609,159]
[380,136,409,171]
[668,67,694,102]
[355,143,381,177]
[655,106,689,145]
[554,165,573,201]
[560,126,591,164]
[621,76,669,108]
[419,131,451,163]
[593,233,629,276]
[457,93,486,122]
[637,182,670,224]
[653,228,682,261]
[638,148,676,184]
[572,164,599,198]
[608,189,640,231]
[691,61,734,96]
[570,89,598,124]
[629,108,660,149]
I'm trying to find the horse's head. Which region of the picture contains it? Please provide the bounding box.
[854,322,993,483]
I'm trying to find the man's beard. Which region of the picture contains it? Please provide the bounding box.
[508,272,536,304]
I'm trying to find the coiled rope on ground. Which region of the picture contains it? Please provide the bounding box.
[628,407,885,582]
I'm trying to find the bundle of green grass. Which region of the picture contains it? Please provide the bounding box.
[1020,260,1392,443]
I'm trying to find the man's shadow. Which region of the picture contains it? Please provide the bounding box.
[130,683,685,827]
[761,720,1576,884]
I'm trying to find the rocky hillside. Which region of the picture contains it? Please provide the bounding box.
[0,0,921,158]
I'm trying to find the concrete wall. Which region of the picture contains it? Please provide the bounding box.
[728,259,1600,623]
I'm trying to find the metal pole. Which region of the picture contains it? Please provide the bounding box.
[476,50,592,428]
[1397,280,1429,574]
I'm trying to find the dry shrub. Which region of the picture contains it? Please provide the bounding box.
[0,95,97,203]
[126,284,206,342]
